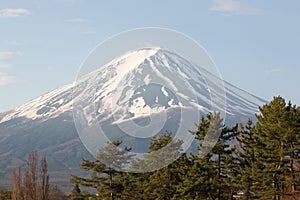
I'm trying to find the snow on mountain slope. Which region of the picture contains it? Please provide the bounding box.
[0,84,74,123]
[0,47,269,186]
[0,47,266,125]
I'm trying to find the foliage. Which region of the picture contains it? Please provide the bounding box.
[253,96,300,199]
[70,141,132,200]
[188,112,239,199]
[52,97,300,199]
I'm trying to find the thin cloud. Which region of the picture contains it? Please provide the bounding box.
[0,41,19,46]
[0,51,14,59]
[55,0,80,3]
[0,62,12,69]
[210,0,262,15]
[80,30,96,35]
[0,8,31,18]
[0,51,22,60]
[65,18,88,23]
[265,68,282,74]
[0,72,18,86]
[0,51,21,73]
[6,41,19,46]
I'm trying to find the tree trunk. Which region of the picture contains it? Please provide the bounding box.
[109,167,114,200]
[218,153,221,200]
[290,148,296,192]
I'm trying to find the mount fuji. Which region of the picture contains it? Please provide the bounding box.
[0,47,266,189]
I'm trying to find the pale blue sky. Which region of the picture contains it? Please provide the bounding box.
[0,0,299,111]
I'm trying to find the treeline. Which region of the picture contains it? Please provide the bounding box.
[70,96,300,200]
[11,151,49,200]
[2,151,68,200]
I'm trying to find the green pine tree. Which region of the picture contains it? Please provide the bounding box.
[189,112,238,199]
[254,96,300,199]
[127,133,186,200]
[236,119,262,199]
[70,183,84,200]
[71,141,133,200]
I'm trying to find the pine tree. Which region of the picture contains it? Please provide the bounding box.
[123,133,186,200]
[254,96,300,198]
[176,152,213,199]
[283,101,300,193]
[131,132,183,172]
[69,184,83,200]
[180,115,217,199]
[119,171,150,199]
[190,112,238,199]
[71,141,133,200]
[143,134,184,200]
[236,119,262,199]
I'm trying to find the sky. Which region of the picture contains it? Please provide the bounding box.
[0,0,300,112]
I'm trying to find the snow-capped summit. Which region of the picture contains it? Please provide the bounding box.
[0,47,266,187]
[0,47,265,126]
[73,47,265,127]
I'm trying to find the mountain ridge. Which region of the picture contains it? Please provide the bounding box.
[0,48,266,124]
[0,47,267,190]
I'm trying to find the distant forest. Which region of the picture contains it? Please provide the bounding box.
[1,96,300,200]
